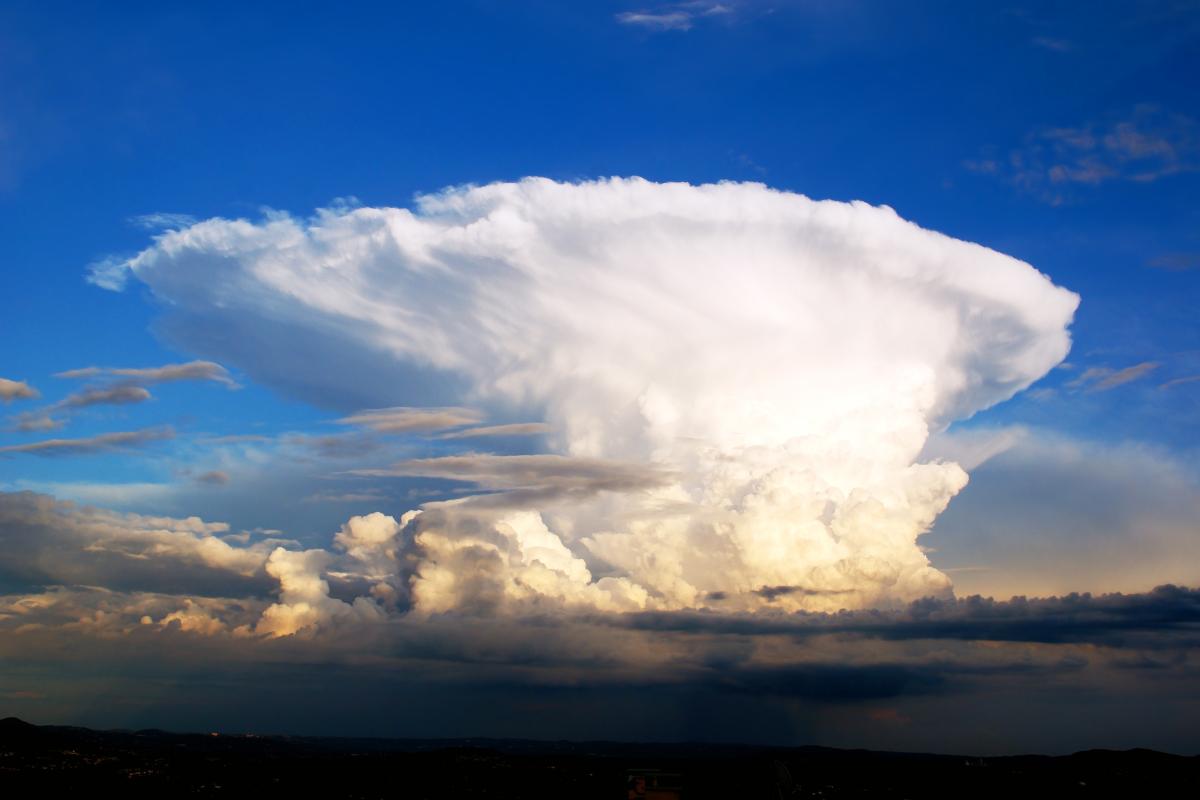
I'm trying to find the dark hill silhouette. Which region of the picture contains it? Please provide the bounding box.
[0,718,1195,798]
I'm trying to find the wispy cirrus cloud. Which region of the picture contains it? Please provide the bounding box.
[85,254,134,291]
[1067,361,1160,392]
[1147,252,1200,272]
[289,433,384,460]
[57,360,238,389]
[336,408,548,441]
[616,10,694,31]
[56,384,152,409]
[967,105,1200,203]
[438,422,551,440]
[1160,375,1200,390]
[337,406,483,434]
[128,212,198,230]
[8,412,62,432]
[1030,36,1072,52]
[0,427,174,457]
[302,488,388,505]
[616,2,733,33]
[351,453,674,496]
[7,361,237,433]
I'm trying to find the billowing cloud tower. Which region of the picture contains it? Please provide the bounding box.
[118,178,1079,618]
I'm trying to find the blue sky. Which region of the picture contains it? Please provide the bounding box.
[1,1,1198,749]
[4,1,1198,556]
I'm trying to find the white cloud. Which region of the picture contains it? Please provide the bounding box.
[86,255,132,290]
[104,177,1078,612]
[253,546,384,637]
[129,212,198,230]
[615,2,734,32]
[0,378,39,403]
[616,11,694,31]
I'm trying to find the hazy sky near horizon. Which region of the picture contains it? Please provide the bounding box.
[1,1,1198,753]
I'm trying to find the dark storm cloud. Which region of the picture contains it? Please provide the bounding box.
[752,585,853,601]
[609,585,1200,646]
[1,485,1197,752]
[689,658,1085,701]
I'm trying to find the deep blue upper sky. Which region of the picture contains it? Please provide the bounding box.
[3,1,1200,750]
[1,0,1197,578]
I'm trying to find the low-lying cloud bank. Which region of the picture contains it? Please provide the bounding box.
[91,178,1079,613]
[2,488,1196,751]
[3,490,1197,647]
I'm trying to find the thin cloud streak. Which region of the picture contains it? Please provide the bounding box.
[8,413,62,432]
[968,105,1200,203]
[1148,253,1200,272]
[0,427,174,457]
[57,384,152,409]
[128,212,198,230]
[616,11,693,31]
[615,2,733,32]
[351,453,676,494]
[57,360,238,388]
[337,406,483,434]
[438,422,551,439]
[1160,375,1200,390]
[1068,361,1160,392]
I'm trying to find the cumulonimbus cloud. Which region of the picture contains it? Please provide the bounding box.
[100,177,1079,614]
